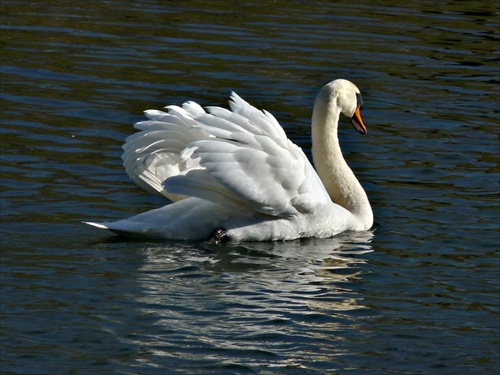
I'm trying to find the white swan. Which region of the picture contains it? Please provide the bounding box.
[85,79,373,242]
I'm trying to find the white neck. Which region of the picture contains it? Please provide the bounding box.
[311,92,373,230]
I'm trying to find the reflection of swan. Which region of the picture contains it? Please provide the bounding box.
[121,232,373,368]
[133,232,373,327]
[231,231,374,289]
[85,79,373,241]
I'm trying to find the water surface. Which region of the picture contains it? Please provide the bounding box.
[1,1,499,374]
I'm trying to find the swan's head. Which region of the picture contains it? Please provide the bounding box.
[319,79,367,134]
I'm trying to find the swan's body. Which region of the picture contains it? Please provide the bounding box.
[85,79,373,242]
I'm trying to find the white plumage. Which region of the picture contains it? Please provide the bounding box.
[85,79,373,241]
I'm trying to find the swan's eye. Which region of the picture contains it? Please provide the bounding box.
[356,92,363,110]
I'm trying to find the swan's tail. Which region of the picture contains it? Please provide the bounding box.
[83,220,169,239]
[83,198,235,240]
[83,221,108,230]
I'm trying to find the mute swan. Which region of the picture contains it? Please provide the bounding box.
[85,79,373,242]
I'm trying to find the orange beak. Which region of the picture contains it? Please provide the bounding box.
[350,105,367,134]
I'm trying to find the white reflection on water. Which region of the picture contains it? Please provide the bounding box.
[118,232,374,370]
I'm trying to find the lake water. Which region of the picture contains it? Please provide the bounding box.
[1,1,499,374]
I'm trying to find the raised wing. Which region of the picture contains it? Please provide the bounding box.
[165,93,331,217]
[122,101,208,201]
[123,92,331,217]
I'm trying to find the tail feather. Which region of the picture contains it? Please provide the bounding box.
[83,221,109,230]
[83,198,235,240]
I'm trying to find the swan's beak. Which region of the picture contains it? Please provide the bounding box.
[350,105,367,134]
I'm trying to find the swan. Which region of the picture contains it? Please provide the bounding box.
[84,79,373,242]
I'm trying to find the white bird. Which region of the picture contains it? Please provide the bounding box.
[85,79,373,242]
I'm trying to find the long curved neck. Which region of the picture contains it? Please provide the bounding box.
[311,94,373,230]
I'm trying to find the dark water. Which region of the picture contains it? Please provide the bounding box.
[1,1,499,374]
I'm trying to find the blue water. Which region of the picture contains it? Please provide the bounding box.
[1,1,499,374]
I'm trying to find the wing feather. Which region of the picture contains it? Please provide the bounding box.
[122,91,331,215]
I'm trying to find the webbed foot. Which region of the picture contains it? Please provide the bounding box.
[209,228,230,244]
